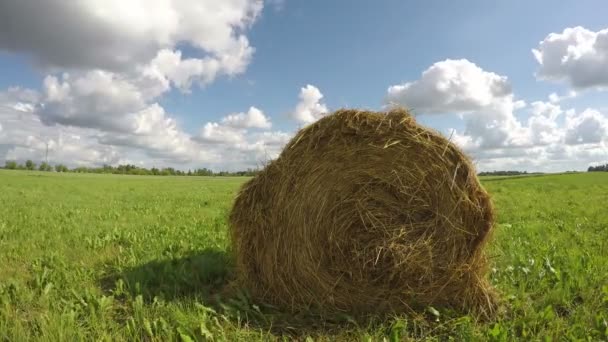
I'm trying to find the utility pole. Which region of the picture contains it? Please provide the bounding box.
[45,142,49,164]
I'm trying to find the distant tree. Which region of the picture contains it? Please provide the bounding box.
[5,161,17,169]
[159,167,177,176]
[101,164,114,173]
[39,162,52,171]
[1,159,260,177]
[478,170,531,176]
[588,163,608,172]
[25,160,36,170]
[195,168,213,176]
[55,164,68,172]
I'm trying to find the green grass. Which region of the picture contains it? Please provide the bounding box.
[0,170,607,341]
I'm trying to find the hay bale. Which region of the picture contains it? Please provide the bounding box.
[229,108,496,318]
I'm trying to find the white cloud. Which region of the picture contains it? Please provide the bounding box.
[221,106,271,129]
[476,142,608,173]
[1,77,294,171]
[548,90,577,104]
[564,108,608,145]
[38,72,152,132]
[291,84,328,124]
[191,106,293,169]
[0,87,40,106]
[148,49,222,91]
[197,122,246,144]
[0,1,279,170]
[0,0,263,76]
[1,87,290,170]
[387,59,528,150]
[459,106,608,171]
[533,26,608,89]
[1,90,122,166]
[527,105,563,146]
[253,131,291,147]
[385,58,608,171]
[386,59,512,113]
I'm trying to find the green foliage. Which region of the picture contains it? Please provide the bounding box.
[3,161,259,176]
[0,170,606,340]
[4,160,17,169]
[54,164,69,172]
[39,162,52,172]
[25,159,36,170]
[588,163,608,172]
[478,170,532,176]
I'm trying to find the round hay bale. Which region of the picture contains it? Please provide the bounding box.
[229,108,496,318]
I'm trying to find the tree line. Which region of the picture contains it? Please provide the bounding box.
[477,170,531,176]
[2,160,260,177]
[587,164,608,172]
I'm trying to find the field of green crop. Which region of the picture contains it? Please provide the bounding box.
[0,170,607,341]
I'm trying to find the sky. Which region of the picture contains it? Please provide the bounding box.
[1,0,607,172]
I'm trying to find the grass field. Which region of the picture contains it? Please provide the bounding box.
[0,170,607,341]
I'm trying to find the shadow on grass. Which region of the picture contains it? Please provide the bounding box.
[99,248,376,337]
[100,248,233,302]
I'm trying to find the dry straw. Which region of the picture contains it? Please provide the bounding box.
[229,108,497,319]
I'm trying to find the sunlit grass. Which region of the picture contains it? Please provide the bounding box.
[0,170,606,340]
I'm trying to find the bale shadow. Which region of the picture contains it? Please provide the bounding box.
[99,248,372,337]
[100,248,233,303]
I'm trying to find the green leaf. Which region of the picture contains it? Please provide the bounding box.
[488,323,501,337]
[143,318,154,337]
[177,327,194,342]
[200,322,213,339]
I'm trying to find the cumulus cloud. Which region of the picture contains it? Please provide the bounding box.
[196,106,279,145]
[386,58,608,171]
[0,0,263,75]
[197,122,246,144]
[526,101,564,145]
[459,106,608,171]
[386,59,512,113]
[0,89,122,166]
[387,59,527,149]
[1,86,292,170]
[38,72,152,132]
[149,49,222,91]
[0,87,37,110]
[548,90,577,104]
[190,103,296,168]
[533,26,608,89]
[1,86,215,165]
[477,142,608,173]
[221,106,271,129]
[564,109,608,145]
[0,1,281,170]
[291,84,329,125]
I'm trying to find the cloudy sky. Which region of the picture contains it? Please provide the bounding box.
[1,0,607,172]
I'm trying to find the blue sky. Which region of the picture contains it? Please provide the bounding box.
[172,0,607,129]
[1,0,607,171]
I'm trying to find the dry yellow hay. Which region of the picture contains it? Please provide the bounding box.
[229,108,496,319]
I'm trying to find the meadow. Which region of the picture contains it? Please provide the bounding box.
[0,170,606,341]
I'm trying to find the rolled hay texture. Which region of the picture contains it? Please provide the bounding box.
[229,108,496,318]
